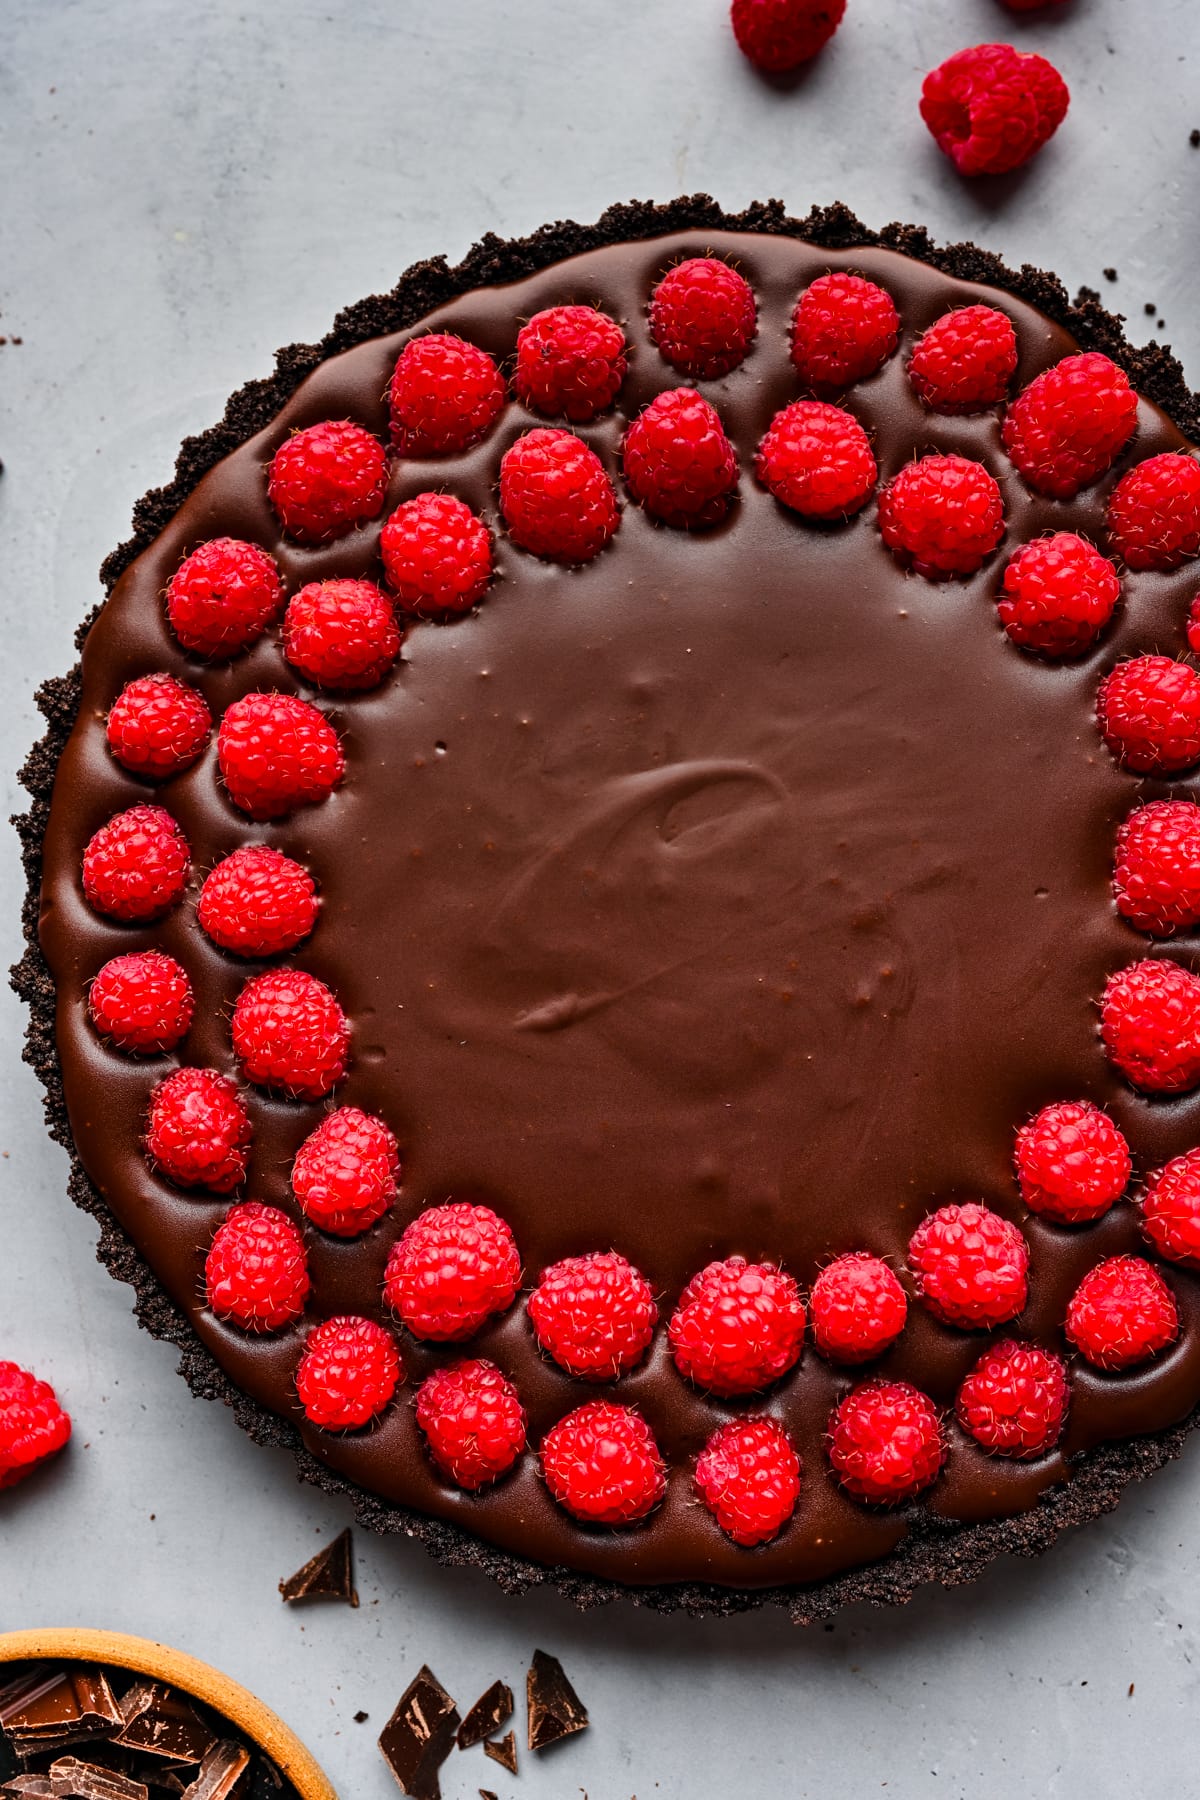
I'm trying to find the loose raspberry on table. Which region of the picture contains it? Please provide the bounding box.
[217,691,344,819]
[514,305,627,421]
[1014,1101,1130,1224]
[267,419,388,544]
[878,454,1004,579]
[144,1066,251,1192]
[730,0,846,72]
[82,804,190,922]
[694,1416,801,1547]
[383,1201,520,1341]
[0,1362,71,1492]
[527,1250,658,1381]
[1096,657,1200,776]
[231,967,350,1101]
[668,1255,805,1396]
[389,332,506,456]
[1107,454,1200,571]
[1001,354,1137,500]
[166,537,283,660]
[827,1380,944,1503]
[648,257,757,380]
[790,272,899,393]
[908,1202,1029,1329]
[499,428,620,563]
[996,533,1120,657]
[920,43,1069,177]
[540,1400,666,1525]
[1065,1255,1178,1371]
[106,673,212,779]
[1114,801,1200,936]
[89,950,194,1055]
[295,1316,402,1431]
[956,1340,1068,1458]
[197,845,318,958]
[205,1201,310,1332]
[292,1106,399,1237]
[1101,958,1200,1093]
[415,1358,527,1490]
[1142,1148,1200,1268]
[622,388,739,529]
[755,400,876,520]
[809,1252,908,1363]
[281,579,401,691]
[908,305,1018,414]
[380,492,494,617]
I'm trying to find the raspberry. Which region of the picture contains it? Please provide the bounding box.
[1101,958,1200,1093]
[755,400,876,521]
[996,533,1120,657]
[730,0,845,72]
[1143,1149,1200,1268]
[499,428,620,563]
[205,1201,310,1332]
[514,305,627,421]
[0,1362,71,1491]
[267,419,388,544]
[920,43,1069,177]
[389,333,506,456]
[1107,454,1200,571]
[415,1358,526,1490]
[89,950,194,1055]
[956,1340,1068,1458]
[231,967,350,1101]
[694,1416,801,1546]
[383,1201,520,1341]
[907,1202,1029,1329]
[295,1316,402,1430]
[217,691,344,819]
[144,1066,251,1192]
[380,493,494,617]
[1001,354,1137,500]
[281,579,401,691]
[790,272,899,393]
[809,1252,908,1364]
[908,305,1018,414]
[82,804,190,922]
[668,1255,805,1396]
[106,673,212,779]
[540,1401,666,1525]
[1066,1255,1179,1371]
[527,1250,658,1381]
[827,1380,944,1503]
[197,845,318,958]
[1097,657,1200,776]
[166,537,283,660]
[648,257,757,381]
[878,455,1004,579]
[291,1106,399,1237]
[622,388,739,529]
[1114,801,1200,936]
[1015,1101,1130,1224]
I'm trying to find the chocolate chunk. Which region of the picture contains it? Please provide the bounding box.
[455,1684,512,1752]
[1,1779,58,1797]
[526,1651,587,1753]
[278,1530,357,1607]
[178,1743,248,1800]
[482,1733,516,1776]
[378,1668,459,1800]
[47,1758,148,1799]
[1,1670,121,1752]
[113,1688,216,1766]
[478,1792,497,1800]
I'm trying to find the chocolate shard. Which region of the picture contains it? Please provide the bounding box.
[113,1687,217,1766]
[1,1670,121,1745]
[378,1667,459,1800]
[278,1529,357,1607]
[46,1758,149,1800]
[526,1651,588,1753]
[482,1732,517,1775]
[1,1778,58,1797]
[455,1682,512,1752]
[478,1792,497,1800]
[177,1743,248,1800]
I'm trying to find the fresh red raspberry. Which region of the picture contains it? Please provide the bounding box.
[217,692,344,820]
[205,1201,310,1332]
[648,257,757,381]
[383,1202,520,1341]
[88,950,194,1055]
[1097,656,1200,776]
[1107,454,1200,571]
[415,1358,526,1490]
[622,388,739,529]
[281,579,401,691]
[694,1416,801,1546]
[197,845,318,958]
[730,0,846,72]
[1001,354,1137,500]
[955,1340,1068,1458]
[231,967,350,1101]
[1142,1149,1200,1268]
[790,273,899,393]
[267,419,387,544]
[0,1362,71,1491]
[540,1400,666,1525]
[514,305,627,422]
[106,673,212,779]
[291,1106,399,1237]
[1101,958,1200,1093]
[499,428,620,563]
[668,1255,805,1396]
[878,454,1004,579]
[920,43,1069,177]
[527,1250,658,1381]
[145,1067,251,1192]
[996,533,1120,657]
[389,333,506,456]
[1014,1101,1130,1224]
[907,1202,1029,1329]
[1066,1255,1178,1371]
[809,1253,908,1364]
[81,804,190,922]
[295,1316,402,1430]
[166,537,283,660]
[907,305,1018,414]
[827,1380,944,1503]
[755,400,876,520]
[1114,801,1200,936]
[380,492,494,616]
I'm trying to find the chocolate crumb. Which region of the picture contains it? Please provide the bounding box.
[378,1669,459,1800]
[353,1713,369,1726]
[478,1792,497,1800]
[1103,268,1118,282]
[483,1732,517,1776]
[1145,302,1158,315]
[526,1651,588,1753]
[456,1684,512,1752]
[279,1528,357,1606]
[1191,128,1200,146]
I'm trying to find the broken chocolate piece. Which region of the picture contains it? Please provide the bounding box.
[1,1669,122,1756]
[456,1684,512,1753]
[178,1743,248,1800]
[1,1778,58,1797]
[478,1792,497,1800]
[278,1530,357,1607]
[482,1733,516,1776]
[378,1668,459,1800]
[47,1758,148,1800]
[113,1688,216,1766]
[526,1651,587,1753]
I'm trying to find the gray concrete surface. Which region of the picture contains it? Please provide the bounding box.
[2,1,1199,1794]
